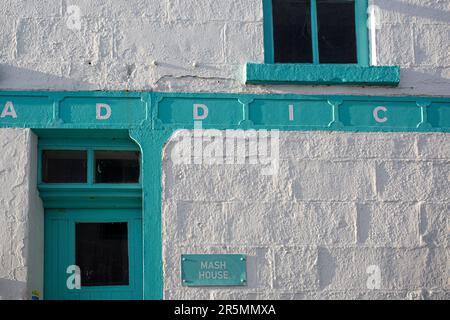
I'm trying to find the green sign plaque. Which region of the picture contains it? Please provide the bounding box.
[181,254,247,287]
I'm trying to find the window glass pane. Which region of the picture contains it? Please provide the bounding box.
[76,222,129,287]
[42,150,87,183]
[317,0,357,63]
[272,0,313,63]
[95,151,140,184]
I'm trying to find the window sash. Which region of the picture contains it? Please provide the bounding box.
[264,0,369,66]
[38,145,141,186]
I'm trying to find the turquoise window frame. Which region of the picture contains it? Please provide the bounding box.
[263,0,369,65]
[37,139,142,187]
[252,0,400,86]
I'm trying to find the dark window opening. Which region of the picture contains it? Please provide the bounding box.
[317,0,357,63]
[75,222,129,287]
[271,0,358,64]
[95,151,140,184]
[273,0,313,63]
[42,150,87,183]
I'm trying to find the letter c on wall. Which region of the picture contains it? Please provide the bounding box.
[373,106,388,123]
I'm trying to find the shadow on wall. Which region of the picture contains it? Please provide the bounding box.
[0,278,27,300]
[401,68,450,85]
[0,64,96,90]
[377,0,450,23]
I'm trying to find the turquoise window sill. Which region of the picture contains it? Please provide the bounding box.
[245,63,400,87]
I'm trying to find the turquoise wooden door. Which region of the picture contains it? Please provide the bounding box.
[44,209,143,300]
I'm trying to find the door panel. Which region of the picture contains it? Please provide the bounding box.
[44,209,142,300]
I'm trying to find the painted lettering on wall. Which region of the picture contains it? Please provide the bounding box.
[2,94,448,131]
[289,104,295,121]
[193,104,208,120]
[190,103,393,125]
[1,101,17,118]
[96,103,112,120]
[373,106,388,123]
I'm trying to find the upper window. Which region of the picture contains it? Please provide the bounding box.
[95,151,140,184]
[41,149,140,184]
[265,0,369,65]
[42,150,87,183]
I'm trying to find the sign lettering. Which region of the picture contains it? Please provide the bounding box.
[193,104,209,120]
[289,104,294,121]
[96,103,112,120]
[373,106,388,123]
[0,93,448,131]
[1,101,17,119]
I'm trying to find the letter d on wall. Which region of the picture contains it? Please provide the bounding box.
[193,104,208,120]
[96,103,112,120]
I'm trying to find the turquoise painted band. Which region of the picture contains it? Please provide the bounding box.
[0,91,447,132]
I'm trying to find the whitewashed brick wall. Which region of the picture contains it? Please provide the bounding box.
[0,129,43,300]
[0,0,448,95]
[162,131,449,300]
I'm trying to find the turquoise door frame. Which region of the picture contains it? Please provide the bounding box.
[1,91,449,300]
[129,129,173,300]
[44,209,143,300]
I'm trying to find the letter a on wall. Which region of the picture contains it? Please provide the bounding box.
[1,102,17,118]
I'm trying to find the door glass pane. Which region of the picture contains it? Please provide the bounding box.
[95,151,140,184]
[42,150,87,183]
[317,0,357,63]
[272,0,313,63]
[76,222,129,287]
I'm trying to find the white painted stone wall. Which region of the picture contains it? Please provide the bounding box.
[0,0,448,95]
[162,130,449,299]
[0,0,448,300]
[0,129,43,300]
